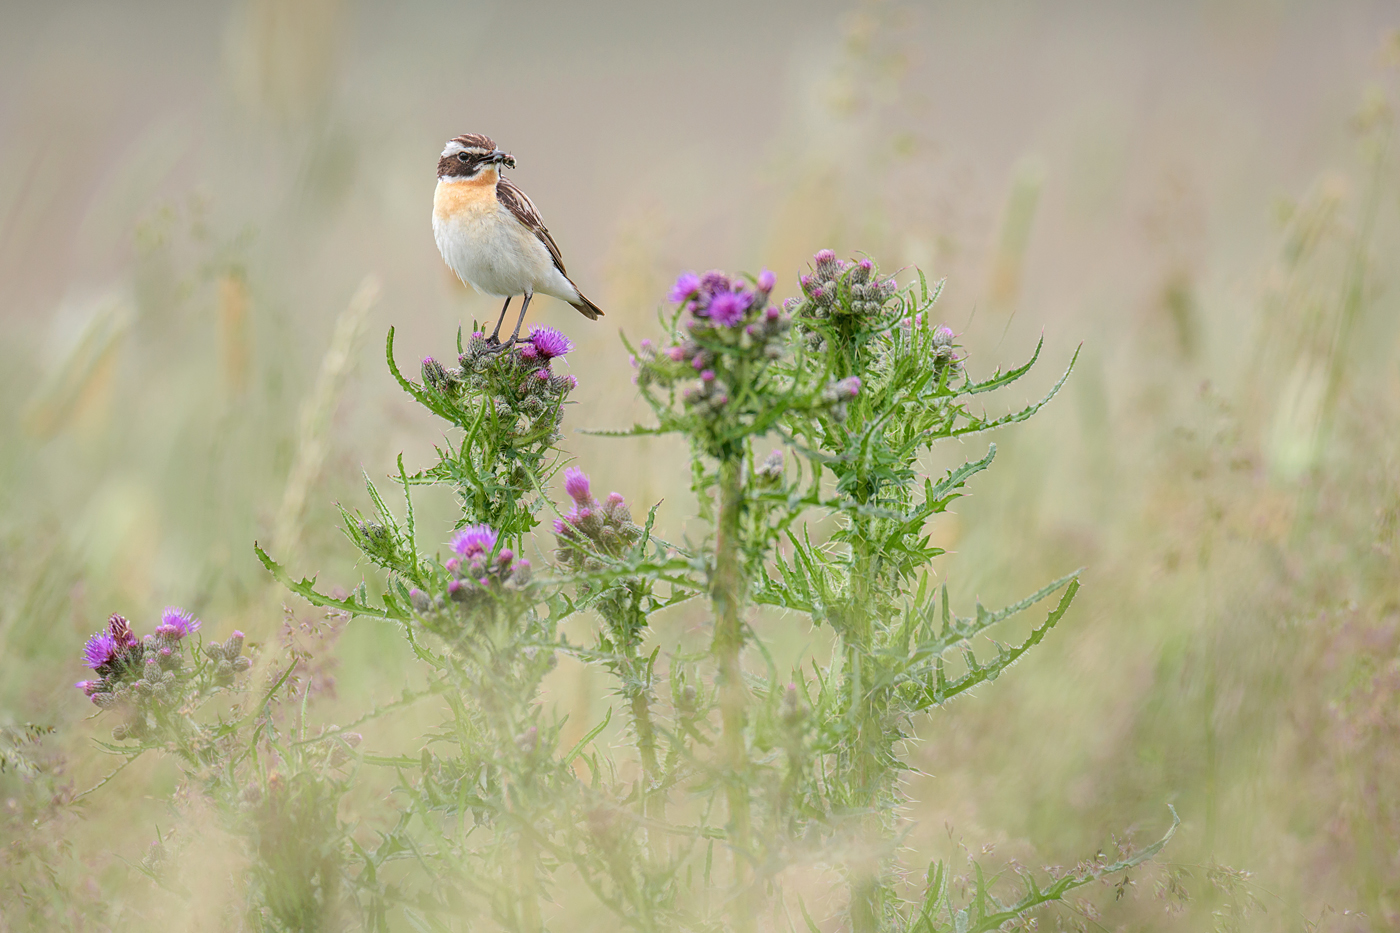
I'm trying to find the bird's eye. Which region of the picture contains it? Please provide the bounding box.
[457,152,471,163]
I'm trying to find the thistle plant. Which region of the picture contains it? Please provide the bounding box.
[76,607,251,744]
[70,603,372,930]
[78,250,1172,932]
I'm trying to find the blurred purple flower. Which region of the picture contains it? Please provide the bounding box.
[156,606,201,639]
[528,326,573,359]
[669,272,701,303]
[757,269,777,292]
[564,467,591,502]
[82,633,117,670]
[708,290,751,327]
[451,524,499,558]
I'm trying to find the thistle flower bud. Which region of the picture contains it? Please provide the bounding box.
[755,449,785,484]
[422,357,451,392]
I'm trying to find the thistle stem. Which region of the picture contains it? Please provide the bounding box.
[712,455,753,931]
[846,530,885,933]
[630,687,663,839]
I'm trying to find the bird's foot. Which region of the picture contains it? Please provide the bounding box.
[479,337,516,355]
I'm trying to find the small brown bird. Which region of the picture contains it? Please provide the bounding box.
[432,133,602,346]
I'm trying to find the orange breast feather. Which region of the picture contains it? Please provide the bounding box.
[433,172,500,223]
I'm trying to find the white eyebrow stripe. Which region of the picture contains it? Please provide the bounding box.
[441,140,468,158]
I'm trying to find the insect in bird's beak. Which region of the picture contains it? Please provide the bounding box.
[491,149,516,168]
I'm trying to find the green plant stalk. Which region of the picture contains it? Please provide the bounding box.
[517,835,543,933]
[712,455,753,931]
[843,524,889,933]
[628,672,664,851]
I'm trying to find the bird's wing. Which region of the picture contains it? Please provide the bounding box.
[496,177,569,276]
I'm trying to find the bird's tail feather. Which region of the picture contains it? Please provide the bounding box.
[570,291,603,320]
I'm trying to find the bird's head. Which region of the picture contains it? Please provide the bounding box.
[438,134,515,180]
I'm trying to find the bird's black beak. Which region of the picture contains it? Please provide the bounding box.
[491,149,515,168]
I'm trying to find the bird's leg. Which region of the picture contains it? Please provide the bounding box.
[502,292,534,348]
[486,296,513,345]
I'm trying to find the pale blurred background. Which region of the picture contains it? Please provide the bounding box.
[3,1,1400,929]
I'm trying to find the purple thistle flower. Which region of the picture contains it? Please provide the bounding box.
[757,269,777,292]
[451,524,499,558]
[699,270,733,298]
[529,326,573,359]
[156,606,201,639]
[518,342,539,359]
[669,272,701,303]
[75,680,101,697]
[708,290,751,327]
[564,467,591,502]
[700,369,716,382]
[82,633,117,669]
[814,249,836,264]
[553,518,568,534]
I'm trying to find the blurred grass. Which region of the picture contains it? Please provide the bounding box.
[2,1,1400,930]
